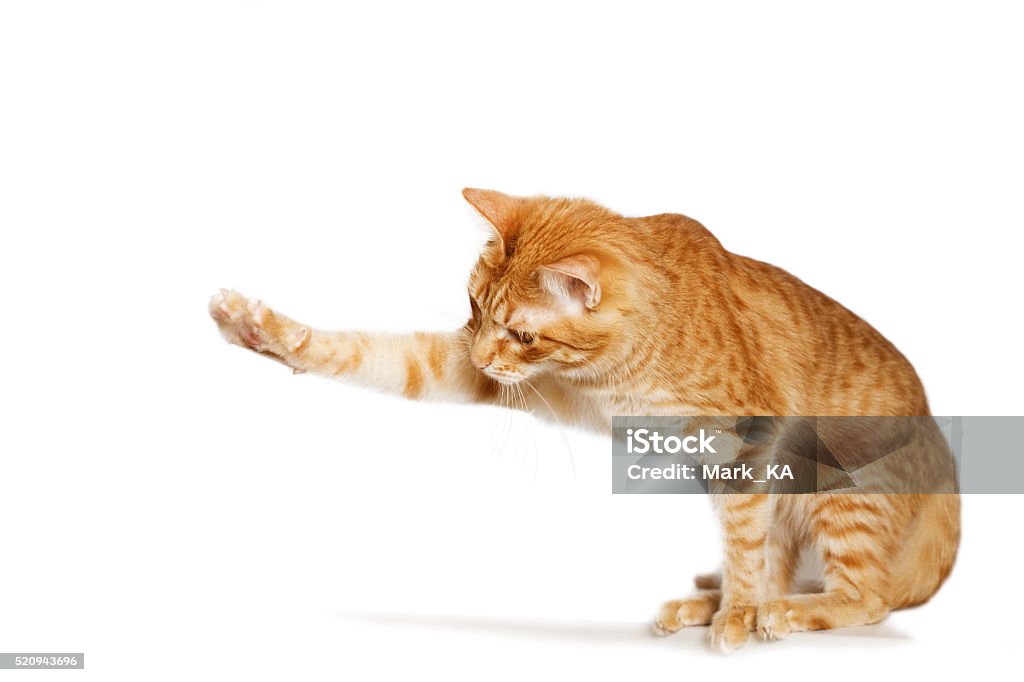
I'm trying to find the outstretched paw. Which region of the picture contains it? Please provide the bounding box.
[209,289,271,349]
[209,289,309,356]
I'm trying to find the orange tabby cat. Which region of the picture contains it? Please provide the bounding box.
[209,189,959,652]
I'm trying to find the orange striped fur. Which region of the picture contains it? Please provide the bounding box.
[210,189,959,652]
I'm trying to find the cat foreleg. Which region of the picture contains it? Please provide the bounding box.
[210,290,492,403]
[708,493,771,653]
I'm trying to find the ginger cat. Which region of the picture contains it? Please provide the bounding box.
[209,189,959,652]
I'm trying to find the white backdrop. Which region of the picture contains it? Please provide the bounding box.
[1,1,1022,680]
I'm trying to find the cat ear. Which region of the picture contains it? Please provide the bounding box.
[462,188,518,244]
[539,254,602,311]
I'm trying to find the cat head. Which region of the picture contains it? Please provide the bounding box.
[462,188,628,385]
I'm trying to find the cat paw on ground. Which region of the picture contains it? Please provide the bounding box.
[653,593,720,635]
[707,606,755,654]
[756,600,794,641]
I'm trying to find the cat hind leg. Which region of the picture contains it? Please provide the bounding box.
[652,590,721,635]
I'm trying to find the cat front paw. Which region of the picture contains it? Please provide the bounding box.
[756,600,793,641]
[209,289,310,357]
[708,606,755,654]
[210,289,270,349]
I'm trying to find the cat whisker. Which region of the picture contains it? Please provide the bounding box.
[523,378,576,479]
[514,382,540,482]
[423,306,470,330]
[489,384,514,461]
[513,383,530,475]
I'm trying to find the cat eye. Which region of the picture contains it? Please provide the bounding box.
[511,329,536,345]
